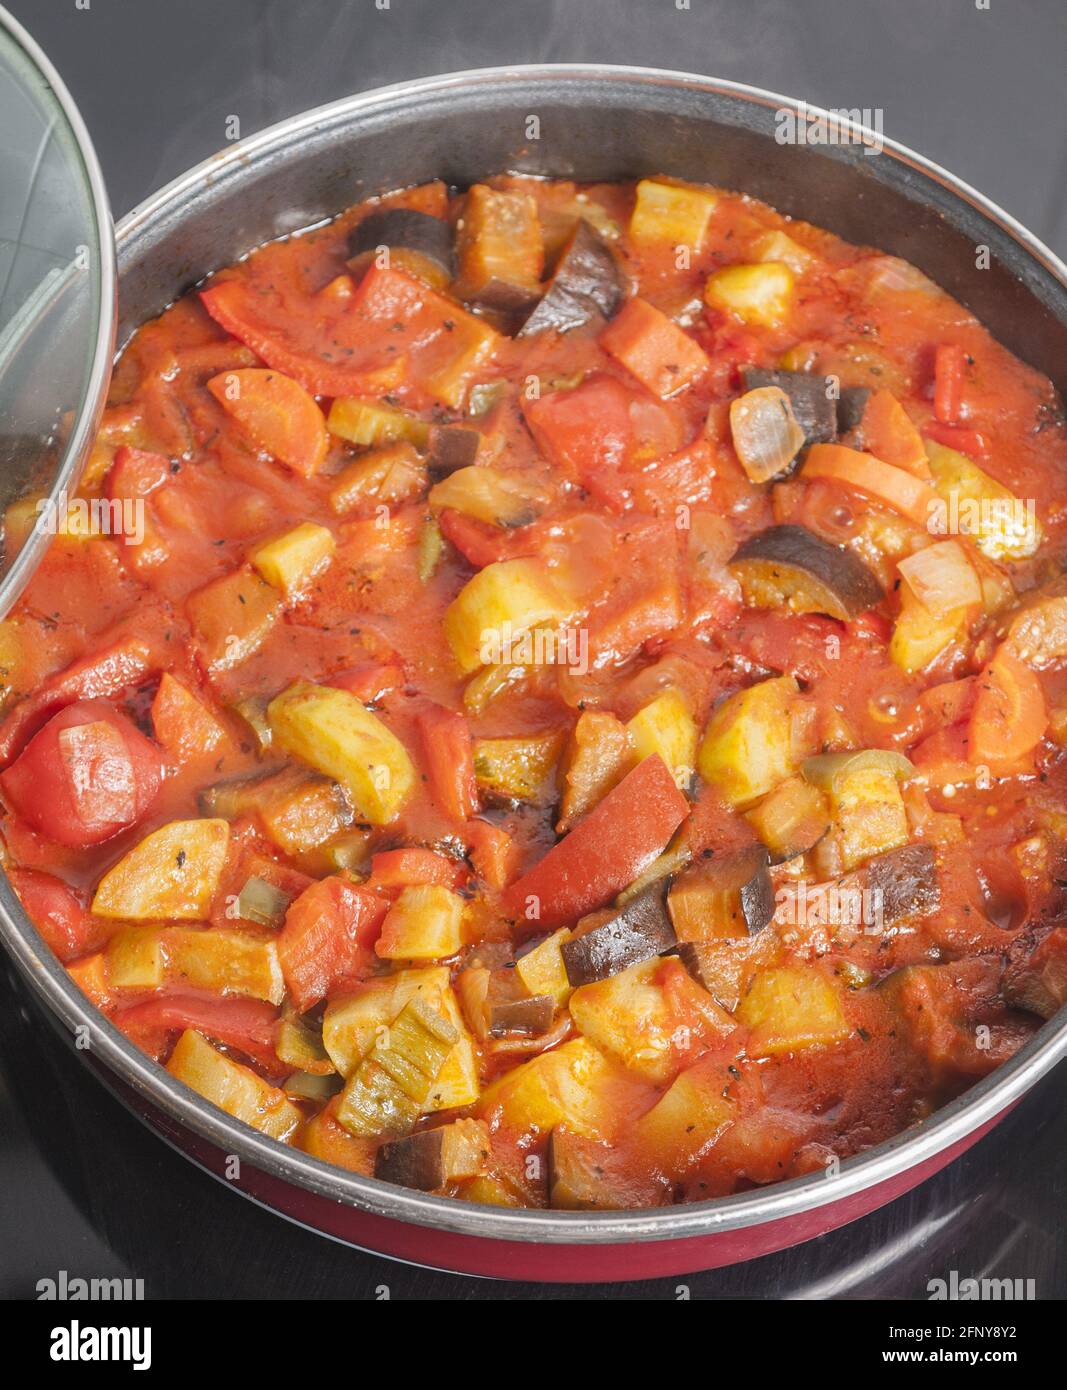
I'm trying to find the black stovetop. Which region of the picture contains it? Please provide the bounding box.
[2,0,1066,1300]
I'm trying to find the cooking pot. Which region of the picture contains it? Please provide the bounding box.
[3,63,1067,1283]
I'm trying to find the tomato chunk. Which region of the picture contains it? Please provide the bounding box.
[415,702,479,823]
[112,995,284,1077]
[277,876,388,1011]
[1,700,166,847]
[8,867,106,962]
[503,754,690,928]
[365,848,464,893]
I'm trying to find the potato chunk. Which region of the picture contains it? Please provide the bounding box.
[167,1029,302,1140]
[91,819,230,920]
[251,522,335,597]
[375,885,467,961]
[737,966,850,1056]
[443,558,574,674]
[697,675,800,808]
[267,681,415,825]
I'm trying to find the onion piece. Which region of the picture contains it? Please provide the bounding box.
[729,386,807,483]
[898,540,982,613]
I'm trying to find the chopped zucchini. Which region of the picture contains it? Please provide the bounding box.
[328,442,428,516]
[815,762,910,872]
[462,661,531,717]
[375,884,467,960]
[697,675,800,808]
[751,229,816,274]
[629,179,718,248]
[322,966,479,1110]
[326,397,429,449]
[417,516,444,582]
[91,819,230,920]
[235,875,291,929]
[251,522,335,597]
[187,567,283,674]
[428,465,546,527]
[336,996,458,1138]
[889,587,968,673]
[515,928,574,1007]
[626,688,697,790]
[267,681,415,825]
[276,1010,335,1075]
[443,558,575,673]
[704,262,794,328]
[737,966,850,1057]
[166,1029,302,1140]
[164,927,285,1004]
[569,957,730,1084]
[473,730,565,801]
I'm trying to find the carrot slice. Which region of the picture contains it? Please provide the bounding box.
[599,297,710,399]
[803,443,938,527]
[207,367,328,477]
[968,647,1047,770]
[859,390,931,478]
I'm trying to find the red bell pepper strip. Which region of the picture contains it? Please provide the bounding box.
[7,867,107,962]
[0,608,174,765]
[503,754,690,928]
[326,661,405,703]
[112,995,285,1078]
[1,700,166,847]
[365,848,464,893]
[933,344,967,425]
[465,818,518,890]
[922,419,989,460]
[277,876,388,1012]
[415,702,478,823]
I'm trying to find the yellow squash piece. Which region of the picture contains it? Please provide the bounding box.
[634,1060,735,1176]
[889,587,969,674]
[629,179,718,249]
[163,927,285,1004]
[626,688,698,790]
[429,466,546,527]
[515,927,574,1007]
[92,819,230,920]
[251,522,335,598]
[375,884,467,961]
[823,764,910,872]
[166,1029,302,1140]
[925,440,1040,561]
[105,925,166,989]
[444,557,575,674]
[569,958,732,1084]
[267,681,415,825]
[737,966,850,1057]
[697,674,801,808]
[704,262,794,328]
[329,442,428,516]
[476,1037,625,1138]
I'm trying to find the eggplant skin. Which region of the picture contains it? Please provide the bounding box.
[519,221,624,337]
[488,994,555,1037]
[347,209,455,279]
[837,385,872,436]
[741,368,838,447]
[730,523,885,621]
[561,878,676,987]
[867,843,939,926]
[375,1128,447,1190]
[427,424,481,477]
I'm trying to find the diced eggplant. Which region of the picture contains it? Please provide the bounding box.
[518,221,624,337]
[560,878,676,987]
[547,1126,669,1209]
[865,842,940,926]
[427,423,482,477]
[741,368,837,446]
[1003,927,1067,1020]
[347,209,454,289]
[488,992,556,1038]
[667,844,774,942]
[375,1117,490,1190]
[729,523,885,621]
[745,776,831,863]
[455,185,544,313]
[836,386,871,435]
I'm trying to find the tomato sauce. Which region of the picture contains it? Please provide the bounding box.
[2,174,1066,1209]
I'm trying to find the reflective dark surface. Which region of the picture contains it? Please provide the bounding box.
[1,0,1065,1299]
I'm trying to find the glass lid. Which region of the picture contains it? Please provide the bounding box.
[0,6,115,617]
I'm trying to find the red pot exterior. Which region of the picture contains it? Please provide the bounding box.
[116,1058,1008,1281]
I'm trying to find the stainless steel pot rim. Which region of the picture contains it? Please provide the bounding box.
[3,63,1066,1249]
[0,6,116,619]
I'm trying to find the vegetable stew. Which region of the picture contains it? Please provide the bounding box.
[3,173,1067,1210]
